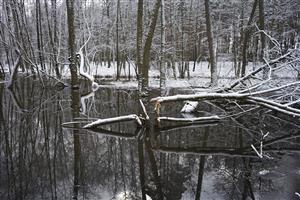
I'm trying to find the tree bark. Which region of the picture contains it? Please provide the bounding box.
[204,0,217,86]
[159,0,166,89]
[241,0,258,77]
[141,0,161,93]
[66,0,79,89]
[136,0,144,92]
[116,0,120,80]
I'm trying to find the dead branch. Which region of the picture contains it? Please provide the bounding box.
[246,99,300,117]
[139,99,150,120]
[218,51,292,92]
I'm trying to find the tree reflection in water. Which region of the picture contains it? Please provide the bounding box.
[0,78,300,200]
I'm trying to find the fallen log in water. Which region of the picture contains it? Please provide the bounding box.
[83,114,142,129]
[158,116,220,123]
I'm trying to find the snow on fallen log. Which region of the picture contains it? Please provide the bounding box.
[247,99,300,117]
[218,51,292,92]
[157,116,220,123]
[151,92,248,104]
[249,81,300,96]
[180,101,198,113]
[248,96,300,114]
[83,114,142,129]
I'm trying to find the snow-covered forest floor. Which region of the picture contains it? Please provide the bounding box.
[4,60,293,89]
[78,60,299,89]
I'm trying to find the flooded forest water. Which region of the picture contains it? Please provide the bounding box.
[0,77,300,200]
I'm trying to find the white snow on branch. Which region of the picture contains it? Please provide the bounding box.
[78,49,94,83]
[151,92,248,103]
[83,114,142,129]
[158,116,220,123]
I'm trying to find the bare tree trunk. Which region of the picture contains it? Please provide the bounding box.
[51,0,60,77]
[204,0,217,86]
[259,0,267,78]
[241,0,258,77]
[141,0,161,93]
[36,0,45,70]
[136,0,143,92]
[45,0,61,78]
[66,0,79,89]
[159,0,166,89]
[116,0,121,80]
[106,3,111,68]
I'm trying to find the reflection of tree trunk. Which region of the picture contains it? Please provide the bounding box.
[195,127,209,200]
[119,139,127,193]
[1,85,16,197]
[145,134,163,200]
[138,137,147,200]
[71,89,81,199]
[239,128,255,200]
[242,158,255,200]
[195,156,205,200]
[42,101,54,199]
[130,142,137,191]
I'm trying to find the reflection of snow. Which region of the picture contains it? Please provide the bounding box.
[80,91,95,115]
[182,170,225,200]
[259,169,270,176]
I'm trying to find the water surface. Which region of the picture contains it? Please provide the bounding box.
[0,77,300,200]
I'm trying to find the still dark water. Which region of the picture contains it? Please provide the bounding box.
[0,78,300,200]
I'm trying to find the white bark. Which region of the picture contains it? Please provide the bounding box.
[78,49,94,82]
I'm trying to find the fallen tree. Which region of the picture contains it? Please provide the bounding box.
[151,51,300,119]
[83,114,142,129]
